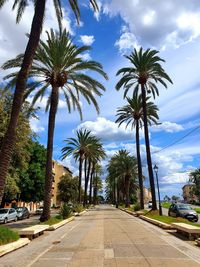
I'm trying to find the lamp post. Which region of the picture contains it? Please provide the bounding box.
[153,164,162,216]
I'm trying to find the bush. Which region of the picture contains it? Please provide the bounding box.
[60,203,72,219]
[74,204,84,213]
[134,203,141,211]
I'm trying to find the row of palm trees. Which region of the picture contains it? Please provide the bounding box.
[106,150,138,207]
[0,0,173,220]
[61,129,105,206]
[115,48,172,210]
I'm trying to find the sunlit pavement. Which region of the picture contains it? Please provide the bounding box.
[1,205,200,267]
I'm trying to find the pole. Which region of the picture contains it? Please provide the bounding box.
[155,170,162,215]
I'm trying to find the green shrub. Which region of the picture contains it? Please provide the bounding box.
[60,203,72,219]
[0,226,19,245]
[134,203,141,211]
[74,204,84,213]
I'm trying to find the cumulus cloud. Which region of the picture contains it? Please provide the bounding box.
[115,26,140,54]
[79,35,95,46]
[102,0,200,50]
[76,117,143,141]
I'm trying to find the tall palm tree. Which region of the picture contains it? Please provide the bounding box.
[61,129,93,204]
[115,93,159,209]
[0,0,99,204]
[107,150,138,207]
[3,29,107,221]
[116,48,172,210]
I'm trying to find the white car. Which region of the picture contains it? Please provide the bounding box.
[148,201,152,209]
[0,208,18,224]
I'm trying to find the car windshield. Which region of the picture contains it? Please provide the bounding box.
[0,209,8,214]
[177,204,192,210]
[16,208,23,212]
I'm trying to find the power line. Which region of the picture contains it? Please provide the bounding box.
[153,124,200,154]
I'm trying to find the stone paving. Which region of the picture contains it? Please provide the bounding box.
[1,205,200,267]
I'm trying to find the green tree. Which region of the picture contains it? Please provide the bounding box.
[189,168,200,203]
[3,29,107,221]
[58,175,78,203]
[116,48,172,210]
[115,93,159,209]
[0,0,99,204]
[19,141,46,203]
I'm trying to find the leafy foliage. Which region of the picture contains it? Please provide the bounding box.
[60,203,72,219]
[0,226,19,245]
[58,175,78,203]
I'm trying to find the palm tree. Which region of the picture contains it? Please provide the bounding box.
[116,48,172,210]
[189,168,200,203]
[61,129,93,204]
[107,150,138,207]
[115,93,159,209]
[0,0,99,204]
[3,29,107,221]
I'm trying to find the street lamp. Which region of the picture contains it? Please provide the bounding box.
[153,164,162,216]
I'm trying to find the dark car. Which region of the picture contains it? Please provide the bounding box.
[16,207,30,220]
[35,207,43,215]
[168,203,198,222]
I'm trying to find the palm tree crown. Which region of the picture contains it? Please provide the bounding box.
[116,47,172,98]
[3,29,108,119]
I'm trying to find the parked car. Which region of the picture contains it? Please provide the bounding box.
[35,207,43,215]
[168,203,198,222]
[148,201,152,209]
[15,207,30,220]
[0,208,18,224]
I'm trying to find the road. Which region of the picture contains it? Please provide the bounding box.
[1,205,200,267]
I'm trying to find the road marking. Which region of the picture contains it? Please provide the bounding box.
[27,221,81,267]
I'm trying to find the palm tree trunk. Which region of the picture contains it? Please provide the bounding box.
[78,155,83,203]
[141,84,157,210]
[125,175,130,208]
[40,86,59,222]
[83,159,91,206]
[89,163,95,204]
[136,120,144,209]
[0,0,46,203]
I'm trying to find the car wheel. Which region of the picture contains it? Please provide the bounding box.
[4,218,8,224]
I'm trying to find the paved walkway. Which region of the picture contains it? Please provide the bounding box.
[1,205,200,267]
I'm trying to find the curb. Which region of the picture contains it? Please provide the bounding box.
[75,210,87,216]
[139,215,175,230]
[47,216,74,231]
[0,238,30,257]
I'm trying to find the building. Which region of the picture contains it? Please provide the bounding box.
[137,187,152,204]
[182,184,198,203]
[51,160,73,207]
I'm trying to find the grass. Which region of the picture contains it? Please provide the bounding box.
[194,208,200,213]
[40,215,64,226]
[145,210,200,227]
[0,225,19,246]
[161,202,171,209]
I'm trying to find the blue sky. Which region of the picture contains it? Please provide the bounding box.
[1,0,200,199]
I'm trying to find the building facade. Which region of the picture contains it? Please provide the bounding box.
[137,187,152,204]
[51,160,73,207]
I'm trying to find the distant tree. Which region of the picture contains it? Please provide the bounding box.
[189,168,200,203]
[171,195,180,202]
[58,175,78,203]
[163,195,171,202]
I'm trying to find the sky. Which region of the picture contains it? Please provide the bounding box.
[1,0,200,199]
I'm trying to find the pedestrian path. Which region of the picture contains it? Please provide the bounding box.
[1,205,200,266]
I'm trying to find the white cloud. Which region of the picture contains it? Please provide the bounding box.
[115,26,140,54]
[76,117,142,141]
[80,35,95,46]
[80,52,92,61]
[151,121,184,133]
[30,117,45,133]
[161,172,189,184]
[102,0,200,49]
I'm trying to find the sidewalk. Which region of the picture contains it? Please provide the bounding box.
[0,205,200,266]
